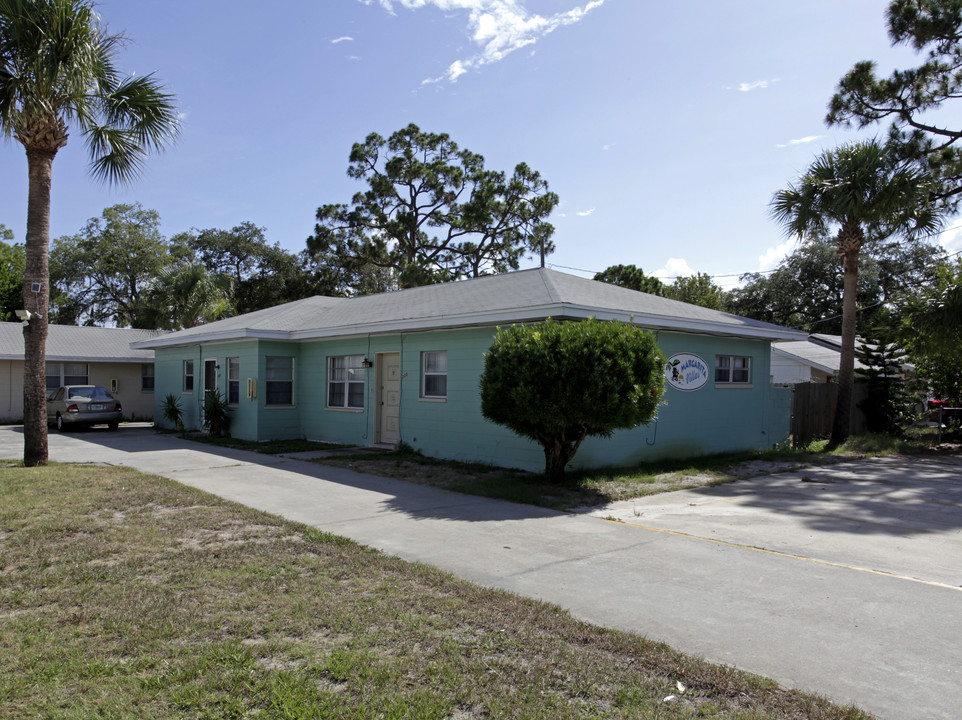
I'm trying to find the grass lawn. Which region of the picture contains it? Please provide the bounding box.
[0,462,872,719]
[310,432,952,511]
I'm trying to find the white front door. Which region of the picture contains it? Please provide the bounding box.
[376,352,400,446]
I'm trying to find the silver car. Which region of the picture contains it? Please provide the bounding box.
[47,386,123,431]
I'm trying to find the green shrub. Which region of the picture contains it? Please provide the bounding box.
[161,393,185,436]
[480,318,665,482]
[203,389,231,438]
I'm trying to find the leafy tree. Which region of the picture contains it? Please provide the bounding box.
[0,0,178,465]
[0,224,24,321]
[50,204,186,326]
[178,222,313,314]
[480,318,665,483]
[827,0,962,211]
[593,264,666,295]
[136,262,232,330]
[900,257,962,405]
[729,239,945,333]
[664,272,728,310]
[771,140,941,446]
[307,124,559,291]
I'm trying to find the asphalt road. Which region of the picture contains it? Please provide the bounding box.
[3,425,960,719]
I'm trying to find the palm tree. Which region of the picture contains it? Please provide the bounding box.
[771,140,941,446]
[0,0,178,465]
[140,263,233,331]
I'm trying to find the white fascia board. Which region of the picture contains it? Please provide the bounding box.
[288,302,807,342]
[134,303,806,348]
[0,354,151,363]
[771,347,836,374]
[130,328,289,349]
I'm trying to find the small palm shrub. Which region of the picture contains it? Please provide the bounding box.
[203,389,231,438]
[161,393,185,436]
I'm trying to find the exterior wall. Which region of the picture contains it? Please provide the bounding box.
[570,332,789,470]
[771,355,814,385]
[1,359,154,423]
[154,341,267,437]
[151,327,792,473]
[0,359,25,423]
[87,362,155,420]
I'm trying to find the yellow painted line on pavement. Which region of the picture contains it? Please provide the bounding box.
[603,517,962,592]
[715,498,936,534]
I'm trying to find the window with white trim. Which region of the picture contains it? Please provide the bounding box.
[265,356,294,406]
[421,350,447,398]
[327,355,364,409]
[715,355,751,384]
[227,358,240,405]
[141,364,155,392]
[45,362,88,390]
[183,359,194,393]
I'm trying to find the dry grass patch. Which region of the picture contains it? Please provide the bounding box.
[0,462,873,718]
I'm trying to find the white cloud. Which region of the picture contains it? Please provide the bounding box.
[577,208,595,217]
[730,77,780,92]
[775,135,821,148]
[369,0,606,84]
[602,143,615,151]
[939,226,962,254]
[652,258,695,280]
[332,36,354,43]
[757,237,799,273]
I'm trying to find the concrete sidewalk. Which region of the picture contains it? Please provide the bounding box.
[3,425,961,720]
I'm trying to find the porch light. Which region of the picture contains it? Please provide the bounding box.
[361,358,373,368]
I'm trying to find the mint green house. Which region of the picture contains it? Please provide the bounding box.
[133,269,804,472]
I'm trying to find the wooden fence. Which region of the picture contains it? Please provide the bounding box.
[790,382,868,447]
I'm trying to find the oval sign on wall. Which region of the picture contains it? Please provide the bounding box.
[664,353,709,391]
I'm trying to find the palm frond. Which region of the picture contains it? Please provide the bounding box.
[0,0,178,184]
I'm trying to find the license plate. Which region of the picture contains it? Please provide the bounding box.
[89,404,106,411]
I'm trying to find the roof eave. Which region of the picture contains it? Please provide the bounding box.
[131,328,290,349]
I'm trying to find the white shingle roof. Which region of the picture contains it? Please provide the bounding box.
[0,323,161,362]
[134,268,806,349]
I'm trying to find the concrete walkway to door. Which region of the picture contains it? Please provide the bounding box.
[3,425,960,720]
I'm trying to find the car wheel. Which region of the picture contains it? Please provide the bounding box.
[108,422,119,431]
[56,414,65,432]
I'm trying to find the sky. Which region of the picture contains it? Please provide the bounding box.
[2,0,961,291]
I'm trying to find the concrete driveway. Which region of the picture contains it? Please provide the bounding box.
[2,425,960,720]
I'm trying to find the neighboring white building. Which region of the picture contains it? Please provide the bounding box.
[770,334,871,385]
[0,323,162,422]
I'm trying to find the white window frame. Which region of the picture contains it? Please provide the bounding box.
[421,350,447,400]
[183,359,195,394]
[45,362,89,390]
[327,355,365,409]
[265,356,295,407]
[715,355,752,385]
[227,357,240,405]
[141,364,155,392]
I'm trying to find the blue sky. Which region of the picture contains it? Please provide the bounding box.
[2,0,960,290]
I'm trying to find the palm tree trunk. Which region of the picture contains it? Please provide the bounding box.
[831,248,860,447]
[22,148,56,467]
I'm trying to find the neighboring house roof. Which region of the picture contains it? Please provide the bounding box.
[133,268,806,350]
[772,337,868,375]
[0,323,161,363]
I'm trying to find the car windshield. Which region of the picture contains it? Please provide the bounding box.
[68,387,113,400]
